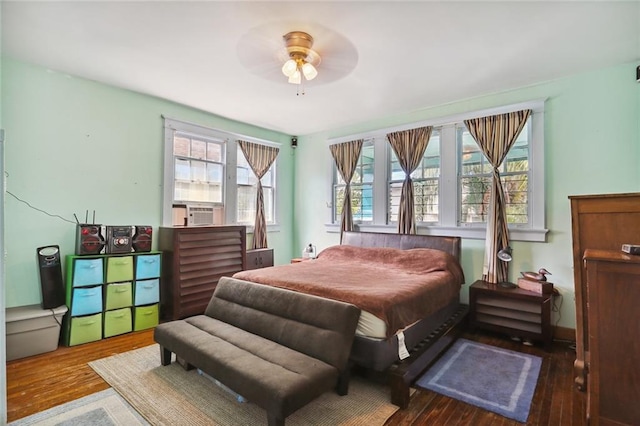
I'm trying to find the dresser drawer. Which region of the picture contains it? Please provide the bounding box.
[104,308,132,338]
[70,286,103,316]
[134,304,159,331]
[72,258,104,287]
[135,254,161,279]
[69,313,102,346]
[134,279,160,306]
[106,256,134,283]
[105,282,133,310]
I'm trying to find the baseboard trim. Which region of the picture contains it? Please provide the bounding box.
[553,325,575,342]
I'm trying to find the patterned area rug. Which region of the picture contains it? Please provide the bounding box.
[8,388,148,425]
[416,338,542,422]
[89,344,405,425]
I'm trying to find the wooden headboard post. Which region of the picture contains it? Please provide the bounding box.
[341,231,461,261]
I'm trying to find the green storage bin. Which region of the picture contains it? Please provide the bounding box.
[69,313,102,346]
[104,308,132,338]
[106,256,134,283]
[134,304,159,331]
[105,282,133,310]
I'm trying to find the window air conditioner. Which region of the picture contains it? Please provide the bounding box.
[187,205,215,226]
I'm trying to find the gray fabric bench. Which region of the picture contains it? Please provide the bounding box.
[154,276,361,426]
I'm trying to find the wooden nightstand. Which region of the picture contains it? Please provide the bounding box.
[469,280,553,350]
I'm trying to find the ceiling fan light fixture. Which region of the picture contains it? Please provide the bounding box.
[301,62,318,81]
[288,69,302,85]
[281,31,321,93]
[281,59,297,77]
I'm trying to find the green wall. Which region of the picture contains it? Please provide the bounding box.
[1,57,295,307]
[293,62,640,330]
[2,56,639,329]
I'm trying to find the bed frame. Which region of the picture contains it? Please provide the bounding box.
[341,231,469,408]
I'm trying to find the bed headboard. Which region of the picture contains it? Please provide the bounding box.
[341,231,461,261]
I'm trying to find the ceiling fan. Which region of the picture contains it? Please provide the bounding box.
[236,22,358,92]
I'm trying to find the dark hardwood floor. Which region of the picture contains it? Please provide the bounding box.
[6,329,585,425]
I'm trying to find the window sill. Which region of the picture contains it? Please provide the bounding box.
[243,224,281,234]
[324,223,548,243]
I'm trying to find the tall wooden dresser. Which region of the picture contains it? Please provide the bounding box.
[569,192,640,392]
[583,250,640,426]
[158,225,246,320]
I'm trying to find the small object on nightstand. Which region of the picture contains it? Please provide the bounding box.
[520,268,551,281]
[621,244,640,255]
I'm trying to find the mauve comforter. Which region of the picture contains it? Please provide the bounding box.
[233,245,465,338]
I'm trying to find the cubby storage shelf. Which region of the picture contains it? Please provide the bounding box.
[62,251,161,346]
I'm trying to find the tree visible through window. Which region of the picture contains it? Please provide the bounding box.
[388,131,440,223]
[333,140,374,223]
[458,120,530,224]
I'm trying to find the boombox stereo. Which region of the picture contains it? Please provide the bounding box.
[75,224,106,255]
[106,226,133,254]
[132,226,153,252]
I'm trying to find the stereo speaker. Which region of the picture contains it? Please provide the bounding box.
[106,225,133,254]
[132,226,153,252]
[37,245,66,309]
[75,224,106,255]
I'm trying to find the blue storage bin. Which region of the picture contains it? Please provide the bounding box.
[71,286,103,316]
[72,258,104,287]
[134,278,160,306]
[135,254,161,280]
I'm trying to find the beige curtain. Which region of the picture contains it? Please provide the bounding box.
[329,139,364,240]
[464,109,531,283]
[386,127,432,234]
[238,140,279,250]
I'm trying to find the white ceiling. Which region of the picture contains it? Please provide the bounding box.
[2,1,639,136]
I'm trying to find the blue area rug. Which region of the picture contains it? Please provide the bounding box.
[9,388,148,425]
[416,338,542,423]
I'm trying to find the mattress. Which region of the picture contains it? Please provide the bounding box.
[233,244,464,339]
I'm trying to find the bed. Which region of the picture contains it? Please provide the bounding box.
[233,231,468,408]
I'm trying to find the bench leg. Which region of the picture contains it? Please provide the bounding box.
[336,366,351,396]
[160,346,172,366]
[267,412,285,426]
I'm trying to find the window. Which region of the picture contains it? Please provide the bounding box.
[162,117,280,228]
[388,130,440,223]
[326,100,547,242]
[173,133,225,204]
[332,140,374,223]
[459,122,530,225]
[237,145,277,225]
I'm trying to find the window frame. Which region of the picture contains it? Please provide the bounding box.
[325,100,547,242]
[162,116,280,230]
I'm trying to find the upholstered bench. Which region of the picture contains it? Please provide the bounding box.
[154,276,361,426]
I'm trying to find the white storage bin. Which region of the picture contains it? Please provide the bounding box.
[6,304,68,361]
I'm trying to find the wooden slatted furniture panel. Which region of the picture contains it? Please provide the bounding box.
[158,226,246,320]
[469,280,552,350]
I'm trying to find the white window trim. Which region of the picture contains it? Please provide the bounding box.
[325,100,548,242]
[162,116,281,232]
